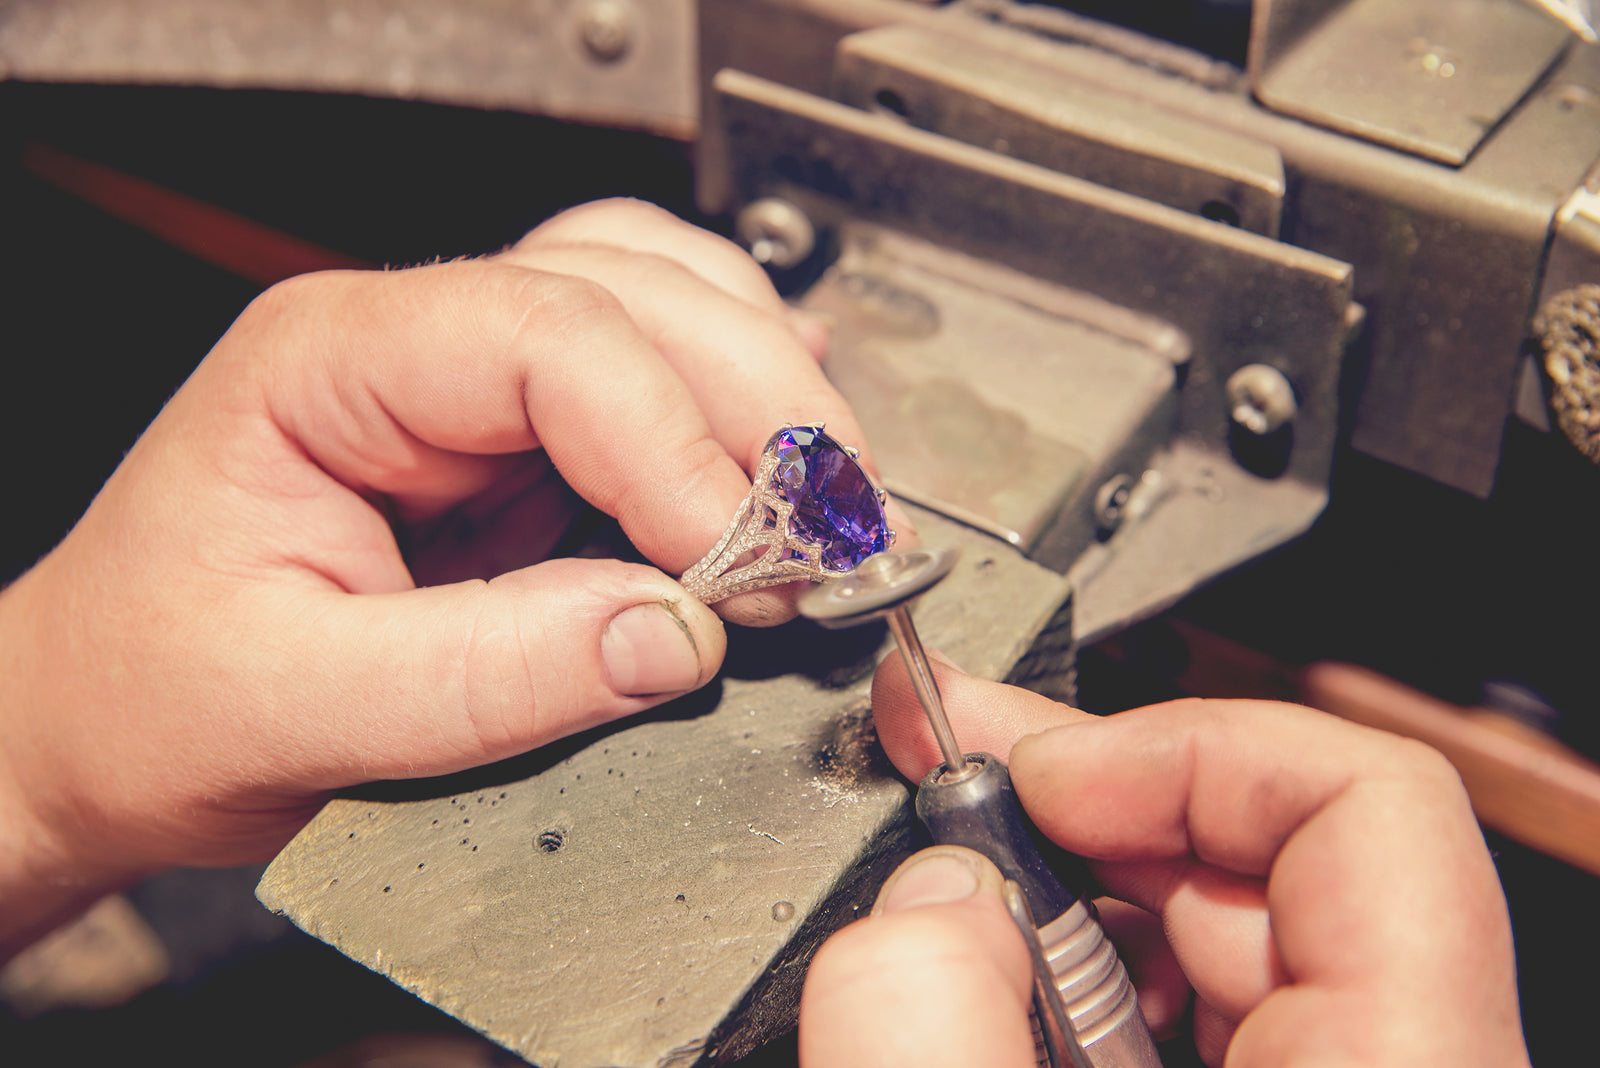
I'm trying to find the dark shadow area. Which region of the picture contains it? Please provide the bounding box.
[1181,418,1600,758]
[1035,0,1253,67]
[1226,419,1294,479]
[721,615,887,686]
[1485,828,1600,1068]
[0,931,483,1068]
[1,81,704,586]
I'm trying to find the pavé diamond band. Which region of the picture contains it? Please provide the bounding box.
[680,424,894,605]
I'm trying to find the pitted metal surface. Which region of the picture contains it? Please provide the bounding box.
[259,507,1073,1067]
[1536,283,1600,461]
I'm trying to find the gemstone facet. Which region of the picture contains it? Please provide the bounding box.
[770,425,887,571]
[679,422,893,604]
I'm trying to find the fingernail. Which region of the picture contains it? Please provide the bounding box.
[786,308,835,361]
[884,501,922,550]
[602,602,703,696]
[875,851,981,914]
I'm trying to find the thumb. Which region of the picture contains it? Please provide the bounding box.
[800,846,1036,1068]
[270,558,725,787]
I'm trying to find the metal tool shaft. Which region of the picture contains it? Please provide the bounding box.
[799,549,1162,1068]
[797,548,971,774]
[883,605,967,775]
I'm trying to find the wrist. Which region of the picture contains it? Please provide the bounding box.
[0,560,141,962]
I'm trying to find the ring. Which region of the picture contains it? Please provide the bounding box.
[680,423,895,604]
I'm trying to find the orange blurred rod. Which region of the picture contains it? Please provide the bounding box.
[1105,620,1600,877]
[23,142,370,286]
[1302,661,1600,879]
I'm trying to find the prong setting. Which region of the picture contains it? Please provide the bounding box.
[681,424,890,604]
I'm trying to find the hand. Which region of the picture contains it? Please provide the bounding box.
[799,657,1530,1067]
[0,198,885,958]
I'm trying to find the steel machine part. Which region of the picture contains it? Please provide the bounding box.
[799,549,1162,1068]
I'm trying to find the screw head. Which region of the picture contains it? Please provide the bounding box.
[1225,364,1297,435]
[1094,474,1135,537]
[579,0,634,62]
[735,198,816,269]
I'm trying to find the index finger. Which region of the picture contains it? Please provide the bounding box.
[870,650,1092,782]
[1010,699,1471,876]
[501,202,882,482]
[513,198,792,319]
[232,260,749,584]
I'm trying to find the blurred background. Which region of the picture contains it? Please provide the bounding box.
[4,2,1599,1063]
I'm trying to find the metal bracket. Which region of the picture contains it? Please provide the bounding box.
[1248,0,1572,166]
[716,65,1353,635]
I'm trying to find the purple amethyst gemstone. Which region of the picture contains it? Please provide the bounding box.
[770,425,887,572]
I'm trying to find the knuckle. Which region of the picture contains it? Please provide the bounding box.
[616,431,728,537]
[582,196,673,227]
[221,269,372,379]
[456,589,539,759]
[521,196,665,247]
[510,270,627,339]
[1386,735,1465,792]
[235,270,343,333]
[227,273,311,342]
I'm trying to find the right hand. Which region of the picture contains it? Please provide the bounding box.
[799,658,1531,1067]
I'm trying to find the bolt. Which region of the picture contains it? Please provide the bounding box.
[579,0,633,63]
[1094,474,1135,537]
[735,198,816,270]
[1226,364,1297,435]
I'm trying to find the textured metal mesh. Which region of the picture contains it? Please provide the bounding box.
[1535,283,1600,462]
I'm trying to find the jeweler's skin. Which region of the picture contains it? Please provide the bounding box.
[0,195,1530,1068]
[798,656,1533,1068]
[0,198,903,961]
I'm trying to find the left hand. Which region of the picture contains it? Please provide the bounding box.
[0,199,886,959]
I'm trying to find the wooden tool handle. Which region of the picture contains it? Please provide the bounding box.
[1301,661,1600,878]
